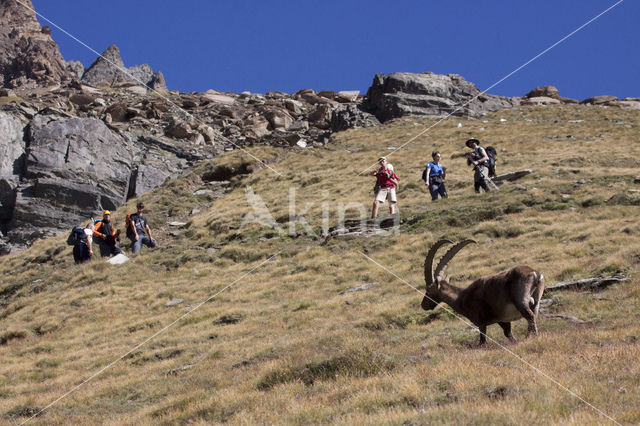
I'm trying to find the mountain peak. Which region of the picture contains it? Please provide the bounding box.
[0,0,72,88]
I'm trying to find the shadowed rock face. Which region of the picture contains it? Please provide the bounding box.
[0,0,72,88]
[364,72,519,122]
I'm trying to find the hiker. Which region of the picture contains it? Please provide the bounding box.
[371,156,399,218]
[466,138,491,193]
[423,151,448,201]
[93,210,122,257]
[127,202,158,254]
[71,222,94,264]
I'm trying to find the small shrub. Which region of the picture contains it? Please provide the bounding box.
[607,193,640,206]
[540,202,568,211]
[213,313,245,325]
[257,348,395,390]
[581,198,603,208]
[0,330,27,345]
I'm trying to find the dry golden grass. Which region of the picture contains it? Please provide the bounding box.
[1,105,639,424]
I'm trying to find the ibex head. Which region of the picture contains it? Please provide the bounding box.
[421,239,476,310]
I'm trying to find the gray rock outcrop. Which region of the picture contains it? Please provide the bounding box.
[364,72,519,122]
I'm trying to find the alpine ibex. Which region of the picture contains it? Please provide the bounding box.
[421,239,545,344]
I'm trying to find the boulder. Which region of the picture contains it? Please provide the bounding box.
[616,100,640,111]
[104,103,130,122]
[164,119,193,139]
[203,92,236,105]
[284,99,303,115]
[262,108,293,130]
[523,86,559,99]
[286,120,309,132]
[364,72,518,122]
[581,95,618,105]
[242,115,270,139]
[336,90,360,102]
[69,93,94,106]
[309,104,334,129]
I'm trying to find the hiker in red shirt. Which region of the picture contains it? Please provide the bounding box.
[371,157,399,218]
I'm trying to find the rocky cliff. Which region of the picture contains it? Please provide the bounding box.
[0,0,73,88]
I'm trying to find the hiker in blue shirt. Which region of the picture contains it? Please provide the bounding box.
[423,151,448,201]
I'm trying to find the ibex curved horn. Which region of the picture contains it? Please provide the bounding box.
[434,239,476,282]
[424,239,453,286]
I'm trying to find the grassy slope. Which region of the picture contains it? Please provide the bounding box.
[1,105,639,425]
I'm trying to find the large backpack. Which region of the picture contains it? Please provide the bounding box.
[66,226,87,246]
[125,213,135,238]
[485,146,497,177]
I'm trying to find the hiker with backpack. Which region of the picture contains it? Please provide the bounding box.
[422,151,448,201]
[371,156,399,219]
[93,210,123,257]
[466,138,492,193]
[68,222,94,264]
[126,202,158,254]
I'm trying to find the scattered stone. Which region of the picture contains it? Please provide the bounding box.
[543,314,588,324]
[107,253,129,265]
[165,299,184,307]
[339,282,378,294]
[194,189,214,195]
[168,221,188,227]
[166,364,195,376]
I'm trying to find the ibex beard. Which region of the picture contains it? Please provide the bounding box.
[421,239,545,345]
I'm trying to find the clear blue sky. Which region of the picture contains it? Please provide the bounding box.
[31,0,638,100]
